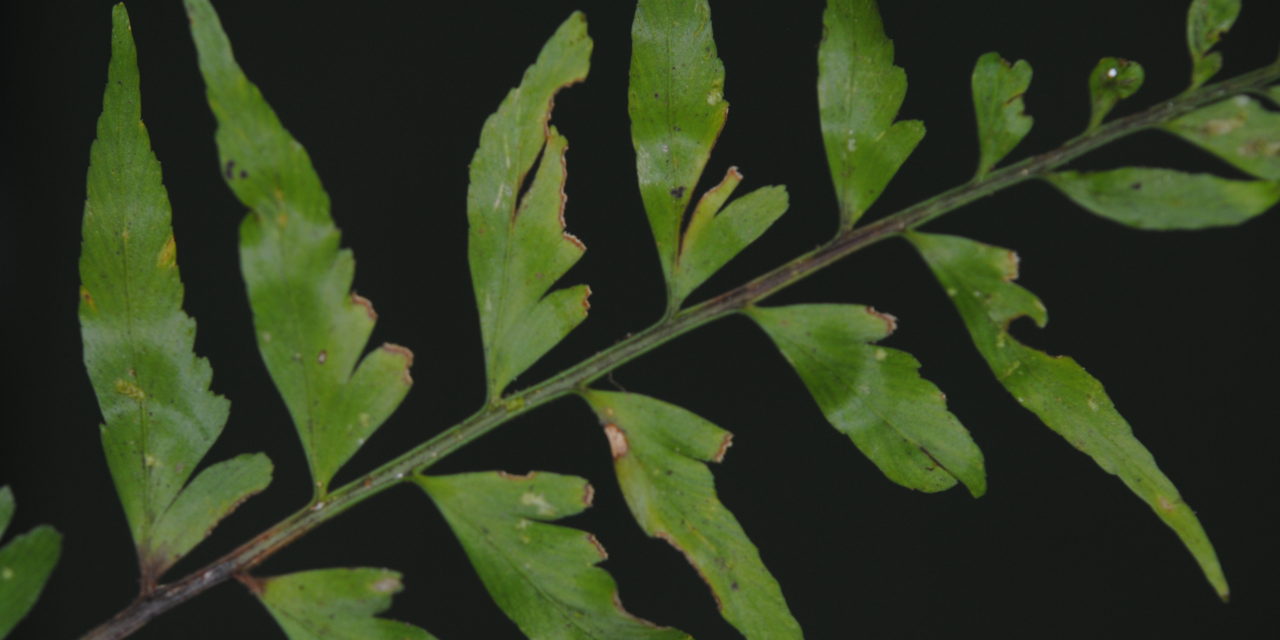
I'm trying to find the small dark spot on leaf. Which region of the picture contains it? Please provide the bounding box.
[224,160,235,180]
[1130,182,1142,190]
[731,581,740,591]
[653,92,660,99]
[670,186,686,199]
[239,169,248,179]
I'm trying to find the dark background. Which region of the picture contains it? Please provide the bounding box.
[3,1,1278,638]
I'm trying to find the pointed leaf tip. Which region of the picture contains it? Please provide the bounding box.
[909,231,1228,599]
[185,0,411,491]
[819,0,925,229]
[417,472,689,639]
[746,304,986,497]
[972,52,1033,178]
[469,17,592,397]
[581,391,802,639]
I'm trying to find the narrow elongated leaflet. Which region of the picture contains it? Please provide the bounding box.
[908,232,1229,600]
[746,304,986,496]
[81,4,271,582]
[630,0,728,297]
[1046,168,1279,229]
[1086,57,1144,131]
[468,14,592,398]
[818,0,925,229]
[1163,95,1280,181]
[252,568,434,640]
[1186,0,1241,89]
[416,472,688,639]
[0,487,60,639]
[971,52,1033,178]
[581,391,802,640]
[185,0,411,492]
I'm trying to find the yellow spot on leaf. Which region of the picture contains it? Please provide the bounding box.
[520,491,556,517]
[873,348,887,362]
[80,286,97,312]
[1157,495,1178,513]
[114,378,146,401]
[156,234,176,268]
[2,567,13,580]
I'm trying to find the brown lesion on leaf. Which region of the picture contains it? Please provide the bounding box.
[379,343,415,385]
[497,470,537,481]
[711,433,733,464]
[316,350,327,364]
[80,285,97,312]
[655,530,723,611]
[156,234,177,268]
[865,306,898,336]
[582,482,595,507]
[604,423,629,459]
[350,292,378,320]
[1157,494,1181,513]
[586,533,608,560]
[1002,250,1022,282]
[580,285,593,313]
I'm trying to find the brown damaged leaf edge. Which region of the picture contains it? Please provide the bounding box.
[603,423,629,459]
[865,305,898,335]
[655,530,724,609]
[350,292,378,320]
[379,343,415,385]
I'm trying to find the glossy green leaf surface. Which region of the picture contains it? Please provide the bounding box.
[81,4,270,579]
[581,391,801,639]
[1164,95,1280,181]
[1046,168,1279,229]
[1186,0,1240,89]
[417,472,687,639]
[186,0,412,492]
[254,568,434,640]
[673,167,788,301]
[746,304,986,496]
[1087,57,1144,131]
[468,14,591,398]
[971,52,1033,178]
[908,232,1228,600]
[818,0,925,229]
[630,0,728,295]
[147,453,272,575]
[0,488,61,640]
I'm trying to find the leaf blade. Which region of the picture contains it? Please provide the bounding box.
[1163,95,1280,181]
[0,488,60,640]
[469,17,592,397]
[908,231,1229,600]
[147,453,272,577]
[254,568,435,640]
[746,304,986,496]
[83,5,272,579]
[1046,168,1279,229]
[972,52,1033,178]
[1087,57,1144,131]
[818,0,925,228]
[417,472,688,640]
[630,0,729,292]
[581,391,801,639]
[1186,0,1241,89]
[674,173,789,301]
[185,0,412,491]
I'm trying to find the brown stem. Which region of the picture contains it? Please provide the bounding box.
[79,60,1280,640]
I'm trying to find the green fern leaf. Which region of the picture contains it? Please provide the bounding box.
[184,0,412,492]
[417,471,689,639]
[908,231,1229,600]
[251,568,434,640]
[81,4,271,581]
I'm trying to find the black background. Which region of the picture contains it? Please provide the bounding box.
[3,1,1279,638]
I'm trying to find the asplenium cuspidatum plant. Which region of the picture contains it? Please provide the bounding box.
[3,0,1277,636]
